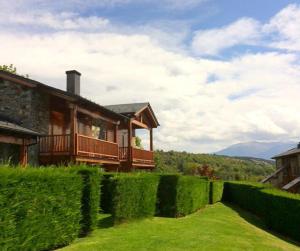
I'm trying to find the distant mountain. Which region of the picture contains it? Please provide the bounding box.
[215,141,297,160]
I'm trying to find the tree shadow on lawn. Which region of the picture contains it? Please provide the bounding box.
[97,214,114,229]
[224,202,300,247]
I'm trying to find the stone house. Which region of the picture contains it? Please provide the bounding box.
[262,143,300,193]
[0,70,159,171]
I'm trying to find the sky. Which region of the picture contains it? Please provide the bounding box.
[0,0,300,153]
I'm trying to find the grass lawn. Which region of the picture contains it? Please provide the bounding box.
[59,203,300,251]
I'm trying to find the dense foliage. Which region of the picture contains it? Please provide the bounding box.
[100,173,116,214]
[210,181,224,204]
[68,166,101,235]
[223,182,300,242]
[154,150,275,181]
[106,174,159,222]
[156,174,210,217]
[0,168,82,251]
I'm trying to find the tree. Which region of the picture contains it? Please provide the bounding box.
[0,64,17,74]
[135,136,143,149]
[0,64,29,78]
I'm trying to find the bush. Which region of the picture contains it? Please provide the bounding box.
[210,181,224,204]
[261,188,300,241]
[223,181,266,217]
[107,174,159,222]
[100,173,117,214]
[67,166,101,235]
[0,167,82,251]
[223,181,300,242]
[157,174,209,217]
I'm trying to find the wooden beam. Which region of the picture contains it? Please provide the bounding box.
[127,119,133,168]
[0,73,36,88]
[114,124,118,143]
[150,128,153,151]
[132,119,149,129]
[77,106,120,125]
[69,104,78,156]
[20,140,28,166]
[0,135,24,145]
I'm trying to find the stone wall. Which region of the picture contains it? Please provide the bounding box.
[0,78,50,165]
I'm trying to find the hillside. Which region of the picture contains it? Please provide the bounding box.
[154,150,275,181]
[215,141,296,160]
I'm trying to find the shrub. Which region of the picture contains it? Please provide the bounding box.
[0,167,82,251]
[67,166,101,235]
[108,174,159,222]
[223,181,266,217]
[100,173,117,214]
[157,174,209,217]
[261,188,300,241]
[223,181,300,242]
[210,181,224,204]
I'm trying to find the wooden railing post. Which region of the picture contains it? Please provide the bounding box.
[150,128,153,151]
[127,119,133,169]
[70,104,78,158]
[20,139,28,167]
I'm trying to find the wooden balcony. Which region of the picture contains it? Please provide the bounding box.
[39,134,154,168]
[119,147,154,167]
[39,133,119,165]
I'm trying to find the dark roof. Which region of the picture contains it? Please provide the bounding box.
[272,148,300,159]
[0,70,127,122]
[0,120,40,136]
[105,102,160,126]
[105,103,149,115]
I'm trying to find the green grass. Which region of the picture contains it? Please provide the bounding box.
[59,203,300,251]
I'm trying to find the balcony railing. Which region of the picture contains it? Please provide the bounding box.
[39,134,70,154]
[132,147,154,163]
[118,147,154,164]
[39,134,154,164]
[76,134,119,160]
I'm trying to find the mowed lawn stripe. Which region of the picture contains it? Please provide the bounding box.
[59,203,300,251]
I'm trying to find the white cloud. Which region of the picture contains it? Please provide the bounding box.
[192,18,261,55]
[0,11,109,31]
[263,4,300,51]
[0,0,208,12]
[1,30,300,153]
[192,4,300,55]
[0,2,300,153]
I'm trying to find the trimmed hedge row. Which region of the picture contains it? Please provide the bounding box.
[101,174,212,220]
[68,166,101,235]
[108,174,159,221]
[210,181,224,204]
[156,175,210,217]
[0,168,83,251]
[223,182,300,242]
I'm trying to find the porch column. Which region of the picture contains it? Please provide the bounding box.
[70,104,78,157]
[150,128,153,151]
[127,119,133,168]
[114,124,118,143]
[20,140,28,167]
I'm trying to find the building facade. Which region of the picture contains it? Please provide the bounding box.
[0,70,159,171]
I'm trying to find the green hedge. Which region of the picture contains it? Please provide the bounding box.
[100,173,117,214]
[210,181,224,204]
[157,175,210,217]
[68,166,101,235]
[261,188,300,241]
[223,182,266,217]
[106,174,159,222]
[223,181,300,242]
[0,168,82,251]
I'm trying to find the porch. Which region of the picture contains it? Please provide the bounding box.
[39,133,154,168]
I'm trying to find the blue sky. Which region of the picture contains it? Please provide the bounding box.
[0,0,300,152]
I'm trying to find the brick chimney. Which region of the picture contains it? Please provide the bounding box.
[66,70,81,96]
